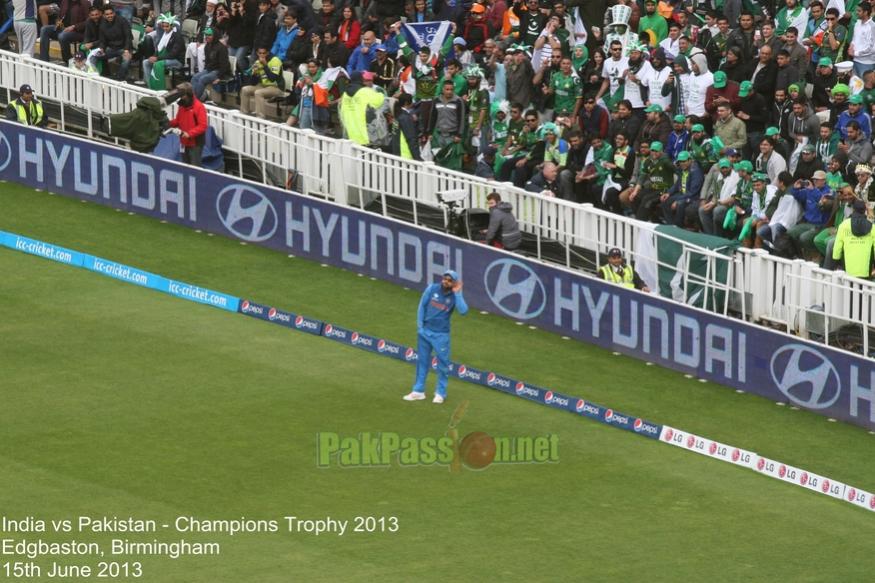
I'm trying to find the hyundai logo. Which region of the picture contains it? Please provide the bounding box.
[770,344,841,409]
[0,132,11,173]
[483,259,546,320]
[215,184,278,242]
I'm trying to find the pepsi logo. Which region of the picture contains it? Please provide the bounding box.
[848,488,857,501]
[869,495,875,509]
[709,442,717,455]
[458,365,467,375]
[515,382,525,395]
[487,372,496,383]
[405,347,416,360]
[268,308,277,318]
[295,315,304,326]
[351,332,359,342]
[576,399,585,413]
[604,409,614,421]
[325,324,333,334]
[732,449,740,462]
[664,428,674,441]
[544,391,554,403]
[431,357,438,368]
[378,340,386,350]
[686,435,695,448]
[757,458,765,471]
[821,479,830,493]
[242,300,250,310]
[633,418,643,431]
[778,465,786,478]
[800,472,809,486]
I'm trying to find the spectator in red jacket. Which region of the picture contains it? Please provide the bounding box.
[704,71,741,124]
[169,83,208,166]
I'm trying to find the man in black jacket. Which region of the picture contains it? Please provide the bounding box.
[249,0,276,67]
[283,19,309,72]
[392,93,421,160]
[192,27,231,100]
[97,5,132,81]
[318,28,347,68]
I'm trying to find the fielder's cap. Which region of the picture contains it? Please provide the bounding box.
[765,126,780,136]
[856,163,873,174]
[607,247,623,257]
[849,94,864,104]
[713,71,727,88]
[691,123,705,132]
[454,37,467,46]
[854,198,868,212]
[676,150,691,161]
[19,84,32,93]
[645,103,663,113]
[818,56,833,67]
[718,158,732,169]
[802,144,816,153]
[673,114,686,123]
[443,269,460,280]
[752,172,768,182]
[650,141,664,152]
[812,170,828,180]
[738,80,753,97]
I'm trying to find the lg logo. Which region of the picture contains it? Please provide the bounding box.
[483,259,546,320]
[770,344,841,409]
[215,185,278,242]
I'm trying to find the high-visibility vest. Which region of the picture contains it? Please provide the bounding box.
[12,99,44,126]
[600,264,635,288]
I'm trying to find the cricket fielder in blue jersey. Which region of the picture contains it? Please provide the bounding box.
[403,270,468,404]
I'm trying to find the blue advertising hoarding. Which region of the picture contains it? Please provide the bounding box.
[1,122,873,430]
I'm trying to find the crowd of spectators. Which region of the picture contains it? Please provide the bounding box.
[6,0,875,276]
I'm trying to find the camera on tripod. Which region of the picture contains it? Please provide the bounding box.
[436,190,490,240]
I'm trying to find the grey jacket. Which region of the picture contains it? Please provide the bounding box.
[485,201,522,250]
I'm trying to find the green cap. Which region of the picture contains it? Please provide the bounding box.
[802,144,816,153]
[752,172,769,182]
[204,27,214,36]
[691,123,705,133]
[765,126,780,137]
[738,81,753,97]
[832,83,851,96]
[676,151,691,162]
[849,94,864,104]
[650,141,664,152]
[788,83,800,94]
[645,104,664,113]
[713,71,727,88]
[673,114,686,123]
[734,160,753,173]
[718,158,731,169]
[818,56,833,67]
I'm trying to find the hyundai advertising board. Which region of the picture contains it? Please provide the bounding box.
[2,122,873,430]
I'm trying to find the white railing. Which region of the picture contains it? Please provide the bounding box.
[2,49,873,357]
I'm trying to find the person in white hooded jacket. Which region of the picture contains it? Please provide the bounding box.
[685,49,713,118]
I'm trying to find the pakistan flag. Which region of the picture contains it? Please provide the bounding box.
[643,226,740,312]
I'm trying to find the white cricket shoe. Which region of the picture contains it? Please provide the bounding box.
[403,391,426,401]
[432,394,445,404]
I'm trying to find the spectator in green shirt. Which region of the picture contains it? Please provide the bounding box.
[548,56,583,120]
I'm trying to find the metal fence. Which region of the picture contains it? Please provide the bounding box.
[2,49,873,356]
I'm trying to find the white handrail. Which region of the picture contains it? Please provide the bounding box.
[2,49,873,357]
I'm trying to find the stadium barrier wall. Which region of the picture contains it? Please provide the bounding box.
[6,50,875,349]
[3,227,874,512]
[1,121,874,431]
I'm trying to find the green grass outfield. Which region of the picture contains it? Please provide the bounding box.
[2,183,875,582]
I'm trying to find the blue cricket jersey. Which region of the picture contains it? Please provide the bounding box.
[417,283,468,333]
